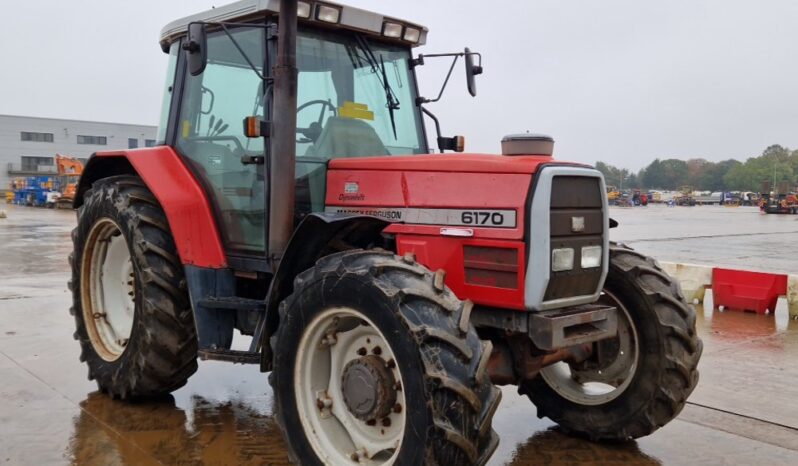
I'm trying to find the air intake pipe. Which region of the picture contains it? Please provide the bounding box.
[501,134,554,156]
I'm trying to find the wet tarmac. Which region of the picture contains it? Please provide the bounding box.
[611,204,798,274]
[1,203,797,465]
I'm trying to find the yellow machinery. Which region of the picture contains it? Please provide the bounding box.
[606,185,621,202]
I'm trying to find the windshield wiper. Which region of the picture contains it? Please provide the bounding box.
[355,35,400,139]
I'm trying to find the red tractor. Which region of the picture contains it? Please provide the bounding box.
[69,1,702,464]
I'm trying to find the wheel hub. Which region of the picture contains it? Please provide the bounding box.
[341,355,397,422]
[539,289,639,405]
[81,219,136,362]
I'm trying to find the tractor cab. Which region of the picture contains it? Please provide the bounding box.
[157,1,441,262]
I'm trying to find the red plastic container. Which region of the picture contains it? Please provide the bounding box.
[712,268,788,314]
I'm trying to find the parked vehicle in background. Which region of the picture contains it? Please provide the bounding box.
[606,185,621,204]
[674,186,697,206]
[54,154,84,209]
[11,176,56,207]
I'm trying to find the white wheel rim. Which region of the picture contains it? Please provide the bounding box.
[294,307,406,465]
[540,290,639,405]
[81,218,135,362]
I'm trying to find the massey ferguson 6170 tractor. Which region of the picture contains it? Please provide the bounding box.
[69,1,702,464]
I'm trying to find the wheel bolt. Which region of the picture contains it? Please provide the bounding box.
[316,395,333,410]
[357,347,367,356]
[393,403,402,413]
[386,359,396,369]
[321,333,337,346]
[372,346,382,356]
[350,449,366,461]
[382,417,391,427]
[366,419,377,426]
[394,382,402,392]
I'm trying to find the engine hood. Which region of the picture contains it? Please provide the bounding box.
[329,153,587,174]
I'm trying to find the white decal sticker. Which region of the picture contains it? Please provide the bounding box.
[325,207,517,228]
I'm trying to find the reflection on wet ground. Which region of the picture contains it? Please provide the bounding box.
[68,393,289,466]
[2,204,798,465]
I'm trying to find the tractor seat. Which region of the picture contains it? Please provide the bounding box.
[306,117,389,159]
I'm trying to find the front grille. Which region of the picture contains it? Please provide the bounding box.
[525,166,608,311]
[544,176,604,301]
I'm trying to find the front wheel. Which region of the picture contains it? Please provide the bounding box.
[522,244,702,440]
[270,250,501,465]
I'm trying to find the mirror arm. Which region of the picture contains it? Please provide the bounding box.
[218,23,269,82]
[420,106,442,139]
[420,105,459,152]
[185,21,273,83]
[417,55,460,105]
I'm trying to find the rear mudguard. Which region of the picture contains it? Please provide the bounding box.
[75,147,227,268]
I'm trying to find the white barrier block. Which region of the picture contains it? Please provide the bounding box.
[660,262,713,304]
[788,275,798,319]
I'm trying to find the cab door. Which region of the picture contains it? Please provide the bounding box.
[174,26,268,258]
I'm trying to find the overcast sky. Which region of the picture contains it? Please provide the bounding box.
[1,0,797,170]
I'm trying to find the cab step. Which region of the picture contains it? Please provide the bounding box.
[197,296,266,312]
[198,348,260,364]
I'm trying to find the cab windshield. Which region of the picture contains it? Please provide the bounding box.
[295,28,427,159]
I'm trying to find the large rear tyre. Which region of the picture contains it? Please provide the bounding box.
[69,175,198,399]
[522,244,702,440]
[270,250,501,465]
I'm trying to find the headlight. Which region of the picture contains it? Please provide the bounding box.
[581,245,602,269]
[551,248,574,272]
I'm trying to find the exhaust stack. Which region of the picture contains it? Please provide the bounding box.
[268,0,299,258]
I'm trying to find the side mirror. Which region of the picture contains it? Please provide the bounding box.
[464,47,483,97]
[183,23,208,76]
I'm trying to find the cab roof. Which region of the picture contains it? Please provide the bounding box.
[159,0,428,52]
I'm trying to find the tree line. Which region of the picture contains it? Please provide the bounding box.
[596,144,798,192]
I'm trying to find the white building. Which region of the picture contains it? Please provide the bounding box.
[0,114,157,193]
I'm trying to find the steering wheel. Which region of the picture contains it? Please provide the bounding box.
[297,99,337,143]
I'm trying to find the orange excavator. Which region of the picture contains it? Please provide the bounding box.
[54,154,83,209]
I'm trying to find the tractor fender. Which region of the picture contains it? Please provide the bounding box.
[74,148,227,268]
[260,212,389,370]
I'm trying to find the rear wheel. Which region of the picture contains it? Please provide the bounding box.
[522,244,702,440]
[69,175,198,398]
[270,250,501,465]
